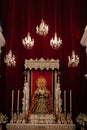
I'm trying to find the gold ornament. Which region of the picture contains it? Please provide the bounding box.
[36,76,47,87]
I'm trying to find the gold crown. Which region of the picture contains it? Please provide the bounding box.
[36,76,47,87]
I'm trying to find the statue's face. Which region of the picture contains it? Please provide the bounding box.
[40,86,44,90]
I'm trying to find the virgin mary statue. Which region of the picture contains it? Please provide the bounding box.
[27,76,56,116]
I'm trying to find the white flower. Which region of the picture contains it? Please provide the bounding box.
[76,113,87,126]
[0,113,8,124]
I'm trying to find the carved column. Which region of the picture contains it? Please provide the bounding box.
[23,58,60,116]
[55,74,62,123]
[22,71,30,115]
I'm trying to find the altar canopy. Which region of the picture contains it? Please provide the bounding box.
[21,58,63,123]
[23,58,59,109]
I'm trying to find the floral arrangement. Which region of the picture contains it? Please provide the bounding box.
[0,113,8,124]
[76,113,87,127]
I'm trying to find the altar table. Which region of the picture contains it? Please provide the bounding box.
[6,123,76,130]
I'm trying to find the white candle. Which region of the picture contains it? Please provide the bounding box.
[11,90,14,110]
[64,90,66,113]
[17,90,20,114]
[70,90,72,112]
[11,90,14,116]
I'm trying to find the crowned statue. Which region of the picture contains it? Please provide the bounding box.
[26,76,57,124]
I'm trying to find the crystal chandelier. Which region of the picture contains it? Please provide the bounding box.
[68,4,79,68]
[36,19,49,36]
[50,0,62,49]
[50,33,62,49]
[68,50,79,67]
[22,32,34,49]
[84,74,87,79]
[4,50,16,67]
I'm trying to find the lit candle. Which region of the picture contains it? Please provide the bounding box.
[64,90,66,114]
[17,90,20,114]
[70,90,72,114]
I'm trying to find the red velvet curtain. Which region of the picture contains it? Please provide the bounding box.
[0,0,87,121]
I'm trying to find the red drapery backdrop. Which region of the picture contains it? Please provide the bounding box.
[0,0,87,121]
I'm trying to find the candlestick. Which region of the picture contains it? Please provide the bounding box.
[11,90,14,117]
[70,90,72,116]
[17,90,20,114]
[64,90,66,115]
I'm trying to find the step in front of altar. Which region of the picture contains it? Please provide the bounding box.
[29,114,56,124]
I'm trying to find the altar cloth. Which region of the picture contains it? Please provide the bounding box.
[6,123,76,130]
